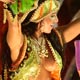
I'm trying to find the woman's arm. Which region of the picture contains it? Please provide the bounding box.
[6,10,24,62]
[57,18,80,43]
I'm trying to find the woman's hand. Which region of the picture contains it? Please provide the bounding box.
[6,10,24,61]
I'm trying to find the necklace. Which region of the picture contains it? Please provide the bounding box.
[30,35,48,58]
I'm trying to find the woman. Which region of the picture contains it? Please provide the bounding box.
[1,0,80,80]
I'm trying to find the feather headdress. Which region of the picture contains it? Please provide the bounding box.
[8,0,63,23]
[30,0,60,23]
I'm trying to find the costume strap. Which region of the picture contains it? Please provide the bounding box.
[45,38,62,79]
[46,38,62,69]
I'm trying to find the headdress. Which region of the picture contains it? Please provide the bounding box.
[8,0,63,23]
[9,0,38,15]
[30,0,60,23]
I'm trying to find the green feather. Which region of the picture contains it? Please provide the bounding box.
[9,0,35,15]
[9,0,18,15]
[20,0,34,13]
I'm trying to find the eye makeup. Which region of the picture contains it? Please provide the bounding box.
[49,14,57,20]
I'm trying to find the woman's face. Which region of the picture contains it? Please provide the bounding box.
[40,13,58,34]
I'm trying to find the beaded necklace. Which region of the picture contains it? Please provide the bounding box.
[31,36,48,58]
[27,35,49,64]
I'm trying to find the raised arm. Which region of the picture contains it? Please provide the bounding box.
[6,10,24,62]
[57,18,80,43]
